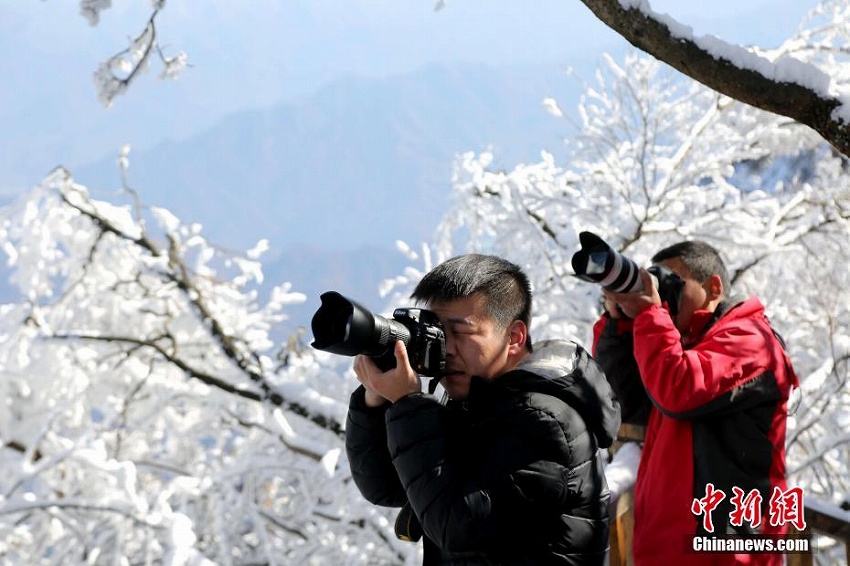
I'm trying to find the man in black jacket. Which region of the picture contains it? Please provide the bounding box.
[345,254,620,565]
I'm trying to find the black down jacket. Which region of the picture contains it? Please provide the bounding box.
[345,340,621,565]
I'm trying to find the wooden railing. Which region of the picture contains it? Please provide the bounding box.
[608,438,850,565]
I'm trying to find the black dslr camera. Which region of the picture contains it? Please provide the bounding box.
[310,291,446,377]
[571,231,685,316]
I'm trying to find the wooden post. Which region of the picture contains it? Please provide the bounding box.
[609,489,635,566]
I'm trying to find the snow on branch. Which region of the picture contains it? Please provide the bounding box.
[90,4,188,107]
[579,0,850,157]
[7,167,346,439]
[0,164,398,562]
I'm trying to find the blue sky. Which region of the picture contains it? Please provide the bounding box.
[0,0,818,189]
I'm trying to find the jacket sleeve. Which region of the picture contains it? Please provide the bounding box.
[384,391,605,553]
[592,314,651,427]
[344,385,407,507]
[632,304,786,418]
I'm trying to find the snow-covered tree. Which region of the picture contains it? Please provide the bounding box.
[579,0,850,157]
[0,159,417,564]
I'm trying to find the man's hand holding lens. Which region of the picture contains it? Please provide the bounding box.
[602,268,661,319]
[353,341,422,407]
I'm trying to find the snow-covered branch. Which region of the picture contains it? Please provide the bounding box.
[43,167,347,437]
[579,0,850,158]
[88,3,188,107]
[0,163,397,563]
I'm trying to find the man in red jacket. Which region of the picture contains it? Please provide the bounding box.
[593,240,799,566]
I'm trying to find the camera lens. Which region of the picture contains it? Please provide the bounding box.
[571,231,643,293]
[311,292,446,377]
[343,315,353,341]
[311,292,410,357]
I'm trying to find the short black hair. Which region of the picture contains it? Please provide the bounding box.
[652,240,731,294]
[411,254,533,350]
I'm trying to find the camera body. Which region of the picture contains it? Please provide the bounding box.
[571,231,685,316]
[310,291,446,377]
[383,307,446,376]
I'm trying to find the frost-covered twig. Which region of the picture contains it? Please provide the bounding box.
[91,5,188,107]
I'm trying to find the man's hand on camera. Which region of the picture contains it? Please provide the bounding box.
[603,268,661,319]
[353,341,422,406]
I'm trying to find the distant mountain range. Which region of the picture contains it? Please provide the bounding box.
[74,63,575,251]
[7,63,580,336]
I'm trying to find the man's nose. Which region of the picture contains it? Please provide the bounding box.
[444,336,456,357]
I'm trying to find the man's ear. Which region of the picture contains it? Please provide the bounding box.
[707,274,723,301]
[507,320,527,356]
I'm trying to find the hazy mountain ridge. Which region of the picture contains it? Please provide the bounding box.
[60,63,576,335]
[73,62,575,251]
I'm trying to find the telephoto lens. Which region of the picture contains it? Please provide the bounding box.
[310,291,446,376]
[310,292,411,369]
[571,231,644,293]
[570,231,685,315]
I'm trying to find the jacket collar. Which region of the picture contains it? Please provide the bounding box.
[684,296,744,346]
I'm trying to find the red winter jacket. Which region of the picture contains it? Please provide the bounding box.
[593,297,799,566]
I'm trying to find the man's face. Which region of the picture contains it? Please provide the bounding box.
[428,293,516,401]
[656,257,715,336]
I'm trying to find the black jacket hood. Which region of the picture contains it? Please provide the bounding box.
[498,339,621,449]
